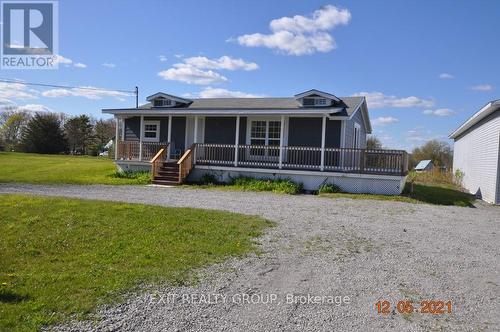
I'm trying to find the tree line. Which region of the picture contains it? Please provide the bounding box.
[0,110,115,155]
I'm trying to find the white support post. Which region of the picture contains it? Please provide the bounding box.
[121,118,125,140]
[279,115,285,169]
[167,115,172,161]
[193,116,198,165]
[114,116,119,160]
[193,116,198,143]
[139,115,144,161]
[234,115,240,167]
[320,115,326,171]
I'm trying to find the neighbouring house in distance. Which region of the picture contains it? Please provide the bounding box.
[414,160,434,172]
[450,99,500,204]
[103,89,409,194]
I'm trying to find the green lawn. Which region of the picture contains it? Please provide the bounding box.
[0,152,149,185]
[0,194,273,331]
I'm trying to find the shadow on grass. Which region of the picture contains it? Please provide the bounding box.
[403,183,476,207]
[0,290,30,303]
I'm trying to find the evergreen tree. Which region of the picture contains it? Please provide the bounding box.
[21,113,68,154]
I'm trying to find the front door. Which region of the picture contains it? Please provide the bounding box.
[248,119,281,160]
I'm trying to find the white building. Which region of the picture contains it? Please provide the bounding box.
[450,100,500,204]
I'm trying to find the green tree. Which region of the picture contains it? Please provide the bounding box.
[64,115,94,155]
[0,111,31,151]
[93,119,115,151]
[366,136,383,149]
[410,139,453,169]
[21,113,68,154]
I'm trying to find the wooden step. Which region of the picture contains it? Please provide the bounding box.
[159,165,178,171]
[158,170,179,176]
[152,179,180,186]
[154,175,178,180]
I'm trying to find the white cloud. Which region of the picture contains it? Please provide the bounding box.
[0,82,38,100]
[372,116,399,126]
[17,104,53,112]
[438,73,454,79]
[197,87,264,98]
[52,54,87,68]
[158,65,228,85]
[470,84,493,91]
[158,55,257,85]
[183,56,258,71]
[53,55,73,65]
[102,62,116,68]
[158,55,168,62]
[234,5,351,55]
[352,92,434,109]
[423,108,454,117]
[41,86,131,100]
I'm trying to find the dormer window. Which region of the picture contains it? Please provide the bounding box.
[303,98,316,106]
[294,89,341,108]
[153,99,172,107]
[316,98,327,106]
[302,97,329,107]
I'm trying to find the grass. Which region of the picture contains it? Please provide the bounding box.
[187,175,303,195]
[0,152,150,185]
[0,194,273,331]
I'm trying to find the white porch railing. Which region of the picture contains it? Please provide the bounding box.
[194,143,409,175]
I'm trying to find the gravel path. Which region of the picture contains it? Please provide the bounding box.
[1,183,499,331]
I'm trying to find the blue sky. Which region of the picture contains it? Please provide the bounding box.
[1,0,499,150]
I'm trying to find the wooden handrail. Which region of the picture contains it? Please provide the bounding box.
[150,148,166,163]
[149,143,169,181]
[177,147,193,165]
[177,144,196,183]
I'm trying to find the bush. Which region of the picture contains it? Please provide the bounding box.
[110,170,150,184]
[318,183,341,194]
[200,173,219,185]
[230,176,303,194]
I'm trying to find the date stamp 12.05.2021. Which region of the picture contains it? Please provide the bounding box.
[376,300,452,315]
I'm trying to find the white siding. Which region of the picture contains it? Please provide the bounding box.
[453,111,500,204]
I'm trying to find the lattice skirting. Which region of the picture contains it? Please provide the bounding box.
[190,166,407,195]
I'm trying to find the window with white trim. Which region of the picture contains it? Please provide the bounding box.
[143,120,160,142]
[249,120,281,157]
[315,98,327,106]
[153,99,172,107]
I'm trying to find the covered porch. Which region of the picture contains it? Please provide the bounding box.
[113,114,408,176]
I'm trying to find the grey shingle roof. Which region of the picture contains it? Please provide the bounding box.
[136,96,364,116]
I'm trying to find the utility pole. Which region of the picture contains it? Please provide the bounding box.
[135,86,139,108]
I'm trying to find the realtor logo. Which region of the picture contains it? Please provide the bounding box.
[1,0,58,69]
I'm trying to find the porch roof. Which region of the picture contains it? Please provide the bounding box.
[103,96,364,117]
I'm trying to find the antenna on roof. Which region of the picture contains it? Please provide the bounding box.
[135,86,139,108]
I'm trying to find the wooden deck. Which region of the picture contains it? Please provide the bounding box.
[193,143,409,176]
[115,141,409,177]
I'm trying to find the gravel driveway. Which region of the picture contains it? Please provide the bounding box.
[1,183,499,331]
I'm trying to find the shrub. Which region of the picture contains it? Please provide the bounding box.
[230,176,303,194]
[318,183,341,194]
[110,170,150,184]
[454,169,465,187]
[200,173,219,185]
